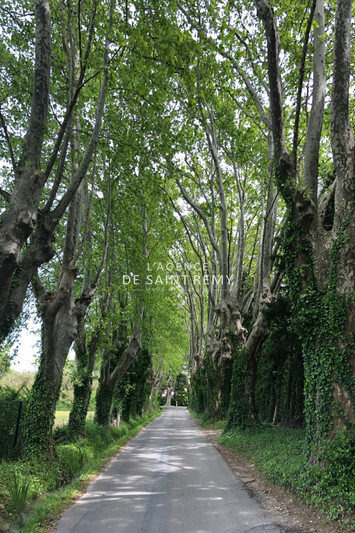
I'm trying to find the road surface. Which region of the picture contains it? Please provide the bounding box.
[54,408,300,532]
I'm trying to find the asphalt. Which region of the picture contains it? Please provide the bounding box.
[53,407,299,532]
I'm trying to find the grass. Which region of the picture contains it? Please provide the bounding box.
[10,472,31,515]
[219,425,355,527]
[189,410,354,529]
[188,409,227,431]
[54,410,95,427]
[0,410,161,532]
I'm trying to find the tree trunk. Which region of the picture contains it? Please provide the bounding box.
[68,329,99,439]
[254,0,354,450]
[0,0,51,323]
[165,378,174,407]
[22,295,78,457]
[95,327,143,426]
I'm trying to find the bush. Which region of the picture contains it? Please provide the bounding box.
[56,443,92,477]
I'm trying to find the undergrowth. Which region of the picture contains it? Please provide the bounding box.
[0,410,161,532]
[188,408,227,431]
[219,425,355,527]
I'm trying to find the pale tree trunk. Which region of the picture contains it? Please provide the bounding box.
[0,1,107,343]
[254,0,354,448]
[147,371,164,411]
[165,378,174,407]
[95,327,143,426]
[0,0,51,324]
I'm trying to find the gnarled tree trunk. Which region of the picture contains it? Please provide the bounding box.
[254,0,354,450]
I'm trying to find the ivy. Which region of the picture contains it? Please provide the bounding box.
[225,332,253,432]
[281,215,355,454]
[189,353,231,420]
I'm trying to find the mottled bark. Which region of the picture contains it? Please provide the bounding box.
[95,328,143,426]
[254,0,354,439]
[0,0,51,323]
[68,326,100,439]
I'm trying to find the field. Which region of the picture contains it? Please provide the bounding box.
[54,411,95,427]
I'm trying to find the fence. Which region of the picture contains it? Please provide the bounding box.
[0,399,26,460]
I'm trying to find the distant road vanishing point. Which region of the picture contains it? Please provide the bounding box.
[53,408,301,533]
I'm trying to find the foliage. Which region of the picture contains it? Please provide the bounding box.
[281,217,355,451]
[0,344,12,376]
[0,411,161,530]
[0,0,353,515]
[190,353,231,420]
[225,337,253,431]
[10,472,31,516]
[0,385,29,459]
[220,426,355,523]
[116,349,153,422]
[0,370,35,391]
[256,294,304,426]
[171,373,189,406]
[189,366,207,414]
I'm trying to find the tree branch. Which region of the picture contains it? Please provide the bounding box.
[292,0,317,172]
[303,0,326,205]
[330,0,354,184]
[21,0,51,169]
[254,0,294,194]
[0,109,16,171]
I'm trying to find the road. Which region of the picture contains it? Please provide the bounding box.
[53,408,299,533]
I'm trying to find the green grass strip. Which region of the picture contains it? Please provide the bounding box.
[1,411,161,533]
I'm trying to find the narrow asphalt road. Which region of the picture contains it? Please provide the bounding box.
[53,408,299,533]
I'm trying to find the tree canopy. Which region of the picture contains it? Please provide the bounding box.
[0,0,353,472]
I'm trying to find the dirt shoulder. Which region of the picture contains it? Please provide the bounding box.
[201,427,347,533]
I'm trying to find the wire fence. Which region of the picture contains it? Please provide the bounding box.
[0,399,27,460]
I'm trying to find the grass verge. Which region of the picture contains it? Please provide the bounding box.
[0,410,161,532]
[188,409,227,431]
[189,410,354,530]
[219,426,355,528]
[53,410,94,427]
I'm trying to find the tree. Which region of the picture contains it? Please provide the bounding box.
[253,0,354,451]
[20,0,113,457]
[0,0,112,343]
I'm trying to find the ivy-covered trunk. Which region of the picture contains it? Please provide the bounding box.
[95,372,115,427]
[68,331,99,439]
[255,0,354,454]
[284,216,354,450]
[95,327,143,426]
[22,301,77,458]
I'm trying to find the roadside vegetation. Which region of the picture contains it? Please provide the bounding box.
[0,411,161,532]
[0,1,353,532]
[190,410,354,531]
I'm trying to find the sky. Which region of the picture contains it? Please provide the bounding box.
[10,328,40,373]
[10,325,76,374]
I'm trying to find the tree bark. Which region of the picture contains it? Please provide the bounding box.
[95,328,143,426]
[0,0,51,322]
[254,0,354,445]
